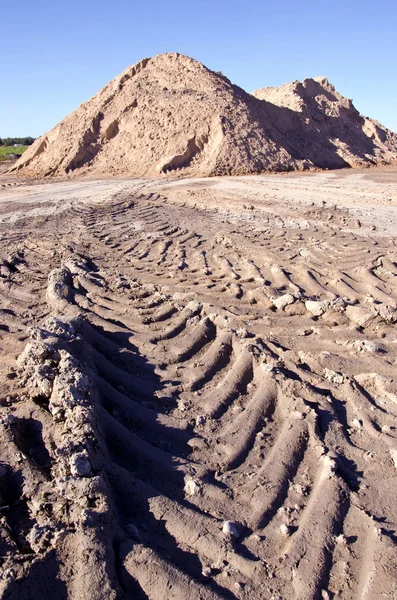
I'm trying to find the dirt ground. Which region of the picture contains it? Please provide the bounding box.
[0,167,396,599]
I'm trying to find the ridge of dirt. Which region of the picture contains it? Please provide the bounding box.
[9,53,397,179]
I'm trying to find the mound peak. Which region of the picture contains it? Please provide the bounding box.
[10,53,397,178]
[252,76,354,113]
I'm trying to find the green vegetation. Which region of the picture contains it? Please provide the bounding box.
[0,136,35,146]
[0,136,35,161]
[0,145,28,161]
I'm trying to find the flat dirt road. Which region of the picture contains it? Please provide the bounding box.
[0,168,397,599]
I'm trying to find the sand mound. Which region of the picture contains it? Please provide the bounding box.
[10,53,397,178]
[253,76,397,168]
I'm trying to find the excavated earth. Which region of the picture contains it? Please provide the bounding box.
[9,53,397,179]
[0,168,397,599]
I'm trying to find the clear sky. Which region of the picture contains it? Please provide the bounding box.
[1,0,396,138]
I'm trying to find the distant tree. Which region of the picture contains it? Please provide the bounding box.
[0,137,36,146]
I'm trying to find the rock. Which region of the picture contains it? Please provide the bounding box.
[299,248,311,257]
[305,297,346,317]
[279,524,291,536]
[335,534,347,546]
[323,368,345,384]
[305,299,330,316]
[202,566,212,578]
[345,305,374,326]
[351,339,382,353]
[236,327,248,338]
[272,293,295,310]
[372,303,397,323]
[294,484,307,496]
[222,520,240,538]
[27,524,52,553]
[70,451,92,477]
[184,479,201,496]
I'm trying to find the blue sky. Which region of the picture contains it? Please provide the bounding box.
[2,0,396,138]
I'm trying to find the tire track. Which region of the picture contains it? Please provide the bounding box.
[0,176,396,599]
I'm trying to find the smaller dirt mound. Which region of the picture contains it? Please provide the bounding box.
[253,77,397,168]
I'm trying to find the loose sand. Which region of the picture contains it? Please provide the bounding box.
[0,167,397,598]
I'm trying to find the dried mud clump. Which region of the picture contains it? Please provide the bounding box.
[10,53,397,179]
[5,316,123,599]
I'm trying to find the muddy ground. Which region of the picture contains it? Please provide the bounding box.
[0,167,396,599]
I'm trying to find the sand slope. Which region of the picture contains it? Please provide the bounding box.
[10,53,397,178]
[0,169,397,598]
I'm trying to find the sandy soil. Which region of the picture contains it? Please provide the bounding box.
[0,167,397,599]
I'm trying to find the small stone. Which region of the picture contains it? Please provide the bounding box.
[196,415,206,426]
[305,299,329,316]
[184,479,201,496]
[279,524,291,536]
[70,451,92,477]
[236,327,248,338]
[271,293,295,311]
[323,368,345,384]
[352,418,363,429]
[202,566,212,578]
[294,484,307,496]
[299,248,311,257]
[222,520,240,538]
[27,524,52,553]
[335,534,347,545]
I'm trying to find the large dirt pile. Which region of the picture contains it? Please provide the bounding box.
[10,53,397,178]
